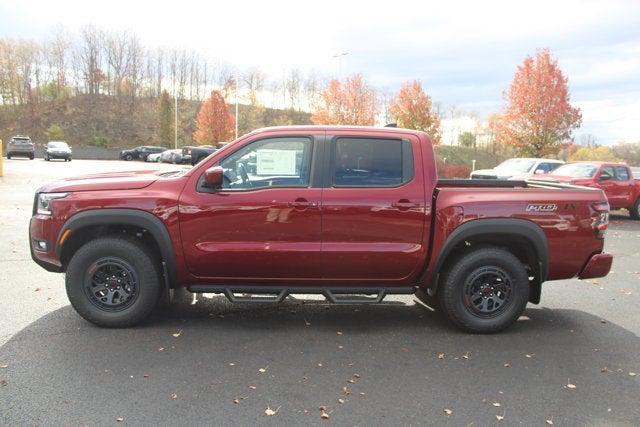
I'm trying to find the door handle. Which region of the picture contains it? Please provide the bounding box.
[287,198,318,209]
[392,199,420,210]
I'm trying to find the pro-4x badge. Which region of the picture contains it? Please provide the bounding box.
[526,203,558,212]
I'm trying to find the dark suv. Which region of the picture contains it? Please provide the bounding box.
[6,135,35,160]
[120,146,165,161]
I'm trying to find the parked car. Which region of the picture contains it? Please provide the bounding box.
[181,146,196,165]
[29,125,612,333]
[160,149,183,164]
[146,152,162,163]
[6,135,35,160]
[44,141,72,161]
[631,166,640,179]
[539,161,640,219]
[470,158,564,180]
[119,146,165,161]
[190,145,217,165]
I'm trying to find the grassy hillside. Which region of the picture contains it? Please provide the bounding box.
[0,95,312,149]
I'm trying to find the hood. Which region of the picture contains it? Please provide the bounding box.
[534,174,593,186]
[38,170,160,193]
[470,168,513,179]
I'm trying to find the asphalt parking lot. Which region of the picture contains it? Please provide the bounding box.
[0,158,639,425]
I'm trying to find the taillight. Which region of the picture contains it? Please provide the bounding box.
[591,201,609,239]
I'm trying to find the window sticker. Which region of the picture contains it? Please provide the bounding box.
[256,149,297,175]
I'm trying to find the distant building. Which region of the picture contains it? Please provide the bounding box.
[440,115,493,147]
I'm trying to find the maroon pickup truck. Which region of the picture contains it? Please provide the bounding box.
[29,126,613,333]
[542,161,640,219]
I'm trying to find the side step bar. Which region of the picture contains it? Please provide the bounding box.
[187,285,416,304]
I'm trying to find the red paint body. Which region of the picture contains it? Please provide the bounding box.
[30,126,613,292]
[544,161,640,210]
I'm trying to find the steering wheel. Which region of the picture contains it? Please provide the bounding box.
[237,163,252,188]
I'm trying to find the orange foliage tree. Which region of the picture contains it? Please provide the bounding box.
[493,49,581,157]
[193,90,235,145]
[311,74,376,126]
[389,80,441,144]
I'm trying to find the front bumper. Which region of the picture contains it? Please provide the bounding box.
[29,216,63,272]
[578,252,613,279]
[47,152,71,159]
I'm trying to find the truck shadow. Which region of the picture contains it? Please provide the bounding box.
[1,299,639,425]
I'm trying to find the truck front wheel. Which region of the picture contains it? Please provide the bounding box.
[630,199,640,220]
[438,247,529,333]
[65,236,161,327]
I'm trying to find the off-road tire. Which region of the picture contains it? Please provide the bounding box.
[438,247,529,334]
[630,199,640,220]
[66,236,161,327]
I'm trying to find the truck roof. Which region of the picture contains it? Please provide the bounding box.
[250,125,427,136]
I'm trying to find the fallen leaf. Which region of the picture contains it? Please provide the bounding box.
[248,385,257,390]
[265,406,280,416]
[401,347,410,353]
[545,419,554,425]
[158,347,165,352]
[336,331,343,335]
[630,372,637,377]
[504,363,511,368]
[229,363,235,366]
[359,392,365,396]
[496,413,505,421]
[337,398,345,404]
[601,367,609,373]
[34,288,41,292]
[317,363,323,367]
[444,408,453,416]
[600,319,606,324]
[320,409,330,420]
[462,352,470,360]
[0,364,7,368]
[172,329,183,338]
[258,367,267,374]
[116,417,124,422]
[493,402,501,407]
[233,399,240,404]
[437,353,445,359]
[347,379,355,383]
[143,374,149,378]
[338,345,343,349]
[171,393,178,399]
[353,373,360,379]
[342,386,351,395]
[525,353,534,358]
[304,319,311,326]
[566,382,577,389]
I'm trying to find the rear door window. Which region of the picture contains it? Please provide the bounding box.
[615,166,630,181]
[333,138,413,187]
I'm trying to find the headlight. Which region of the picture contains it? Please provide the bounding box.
[37,193,68,215]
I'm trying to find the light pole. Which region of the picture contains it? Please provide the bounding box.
[173,84,178,149]
[332,52,349,78]
[235,72,239,140]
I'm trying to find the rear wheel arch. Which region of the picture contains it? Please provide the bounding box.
[57,209,178,289]
[427,218,548,303]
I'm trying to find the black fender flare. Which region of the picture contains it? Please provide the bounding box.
[427,218,548,297]
[56,208,177,289]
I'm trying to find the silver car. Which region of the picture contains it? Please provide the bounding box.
[6,135,35,160]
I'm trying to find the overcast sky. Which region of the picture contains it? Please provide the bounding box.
[1,0,639,144]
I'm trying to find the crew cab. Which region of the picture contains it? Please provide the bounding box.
[543,161,640,219]
[119,146,165,161]
[29,126,613,333]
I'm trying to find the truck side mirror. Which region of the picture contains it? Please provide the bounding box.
[599,172,612,181]
[204,166,224,189]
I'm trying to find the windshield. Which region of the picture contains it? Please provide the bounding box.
[12,137,31,144]
[48,141,68,149]
[494,158,536,173]
[552,163,598,178]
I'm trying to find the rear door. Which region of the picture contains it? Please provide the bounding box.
[614,166,634,207]
[597,166,618,206]
[320,131,427,284]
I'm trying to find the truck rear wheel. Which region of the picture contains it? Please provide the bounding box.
[438,247,529,333]
[65,236,161,327]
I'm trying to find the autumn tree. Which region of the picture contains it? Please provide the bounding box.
[570,146,619,162]
[494,49,581,157]
[311,74,376,126]
[389,80,441,143]
[157,90,173,147]
[193,90,235,145]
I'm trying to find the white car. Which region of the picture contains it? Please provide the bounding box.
[147,152,162,162]
[470,158,564,180]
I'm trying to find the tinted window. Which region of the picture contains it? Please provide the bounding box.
[601,166,615,180]
[220,137,312,190]
[334,138,412,187]
[615,166,630,181]
[554,163,598,178]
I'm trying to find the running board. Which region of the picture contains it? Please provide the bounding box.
[186,285,416,304]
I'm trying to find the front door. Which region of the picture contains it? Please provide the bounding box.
[320,132,427,284]
[179,133,323,282]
